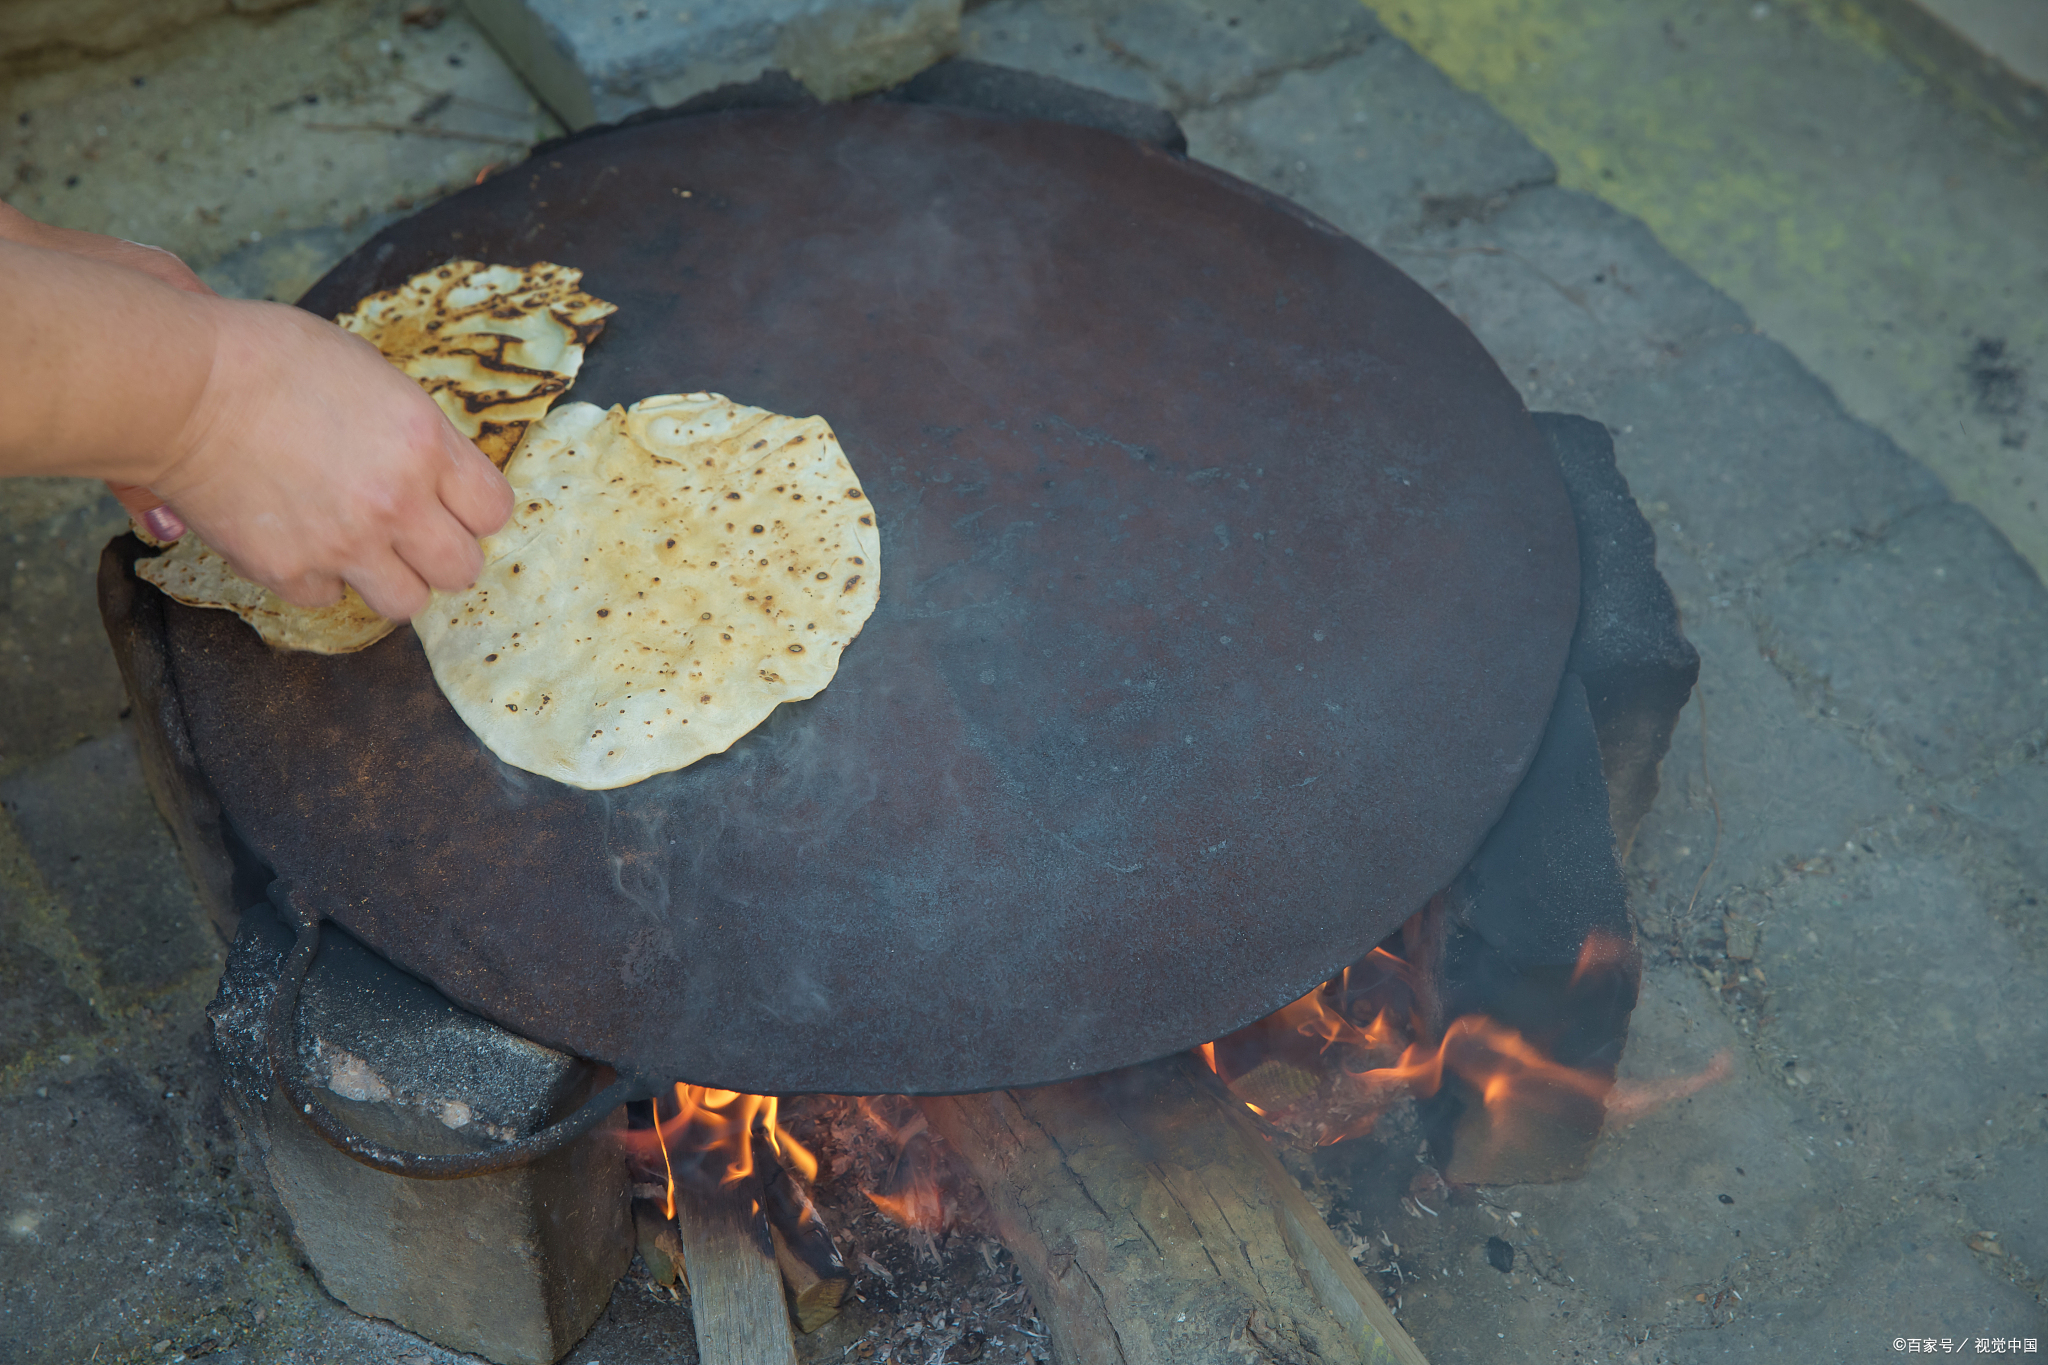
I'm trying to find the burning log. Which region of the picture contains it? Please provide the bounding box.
[669,1170,798,1365]
[922,1053,1429,1365]
[754,1131,853,1332]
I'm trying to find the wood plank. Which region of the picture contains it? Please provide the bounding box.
[922,1053,1429,1365]
[670,1172,798,1365]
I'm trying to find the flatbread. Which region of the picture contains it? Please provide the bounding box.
[414,393,881,790]
[336,260,617,466]
[135,260,614,654]
[136,538,393,654]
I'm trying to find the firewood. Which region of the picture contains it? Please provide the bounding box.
[632,1198,686,1289]
[922,1053,1429,1365]
[670,1171,797,1365]
[754,1133,852,1332]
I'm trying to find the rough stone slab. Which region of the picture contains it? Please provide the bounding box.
[1095,0,1383,105]
[0,887,99,1069]
[209,902,630,1365]
[1938,756,2048,897]
[1763,848,2048,1167]
[0,1070,243,1365]
[1390,185,1749,407]
[464,0,961,127]
[1541,413,1700,854]
[0,729,214,999]
[1755,501,2048,781]
[1181,41,1555,246]
[0,493,131,779]
[885,56,1184,151]
[1594,330,1951,582]
[958,0,1174,108]
[1627,611,1903,907]
[1499,961,1867,1334]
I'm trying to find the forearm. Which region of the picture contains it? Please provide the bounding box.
[0,236,216,485]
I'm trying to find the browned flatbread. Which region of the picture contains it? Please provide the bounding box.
[336,260,617,466]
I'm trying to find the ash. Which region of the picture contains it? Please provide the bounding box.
[782,1095,1048,1365]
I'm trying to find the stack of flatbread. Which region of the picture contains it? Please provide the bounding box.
[135,261,617,654]
[134,262,883,790]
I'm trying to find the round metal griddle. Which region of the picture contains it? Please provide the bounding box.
[164,103,1578,1095]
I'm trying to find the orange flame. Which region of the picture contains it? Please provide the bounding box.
[853,1098,949,1235]
[622,1084,817,1218]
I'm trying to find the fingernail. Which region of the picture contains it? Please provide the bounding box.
[141,506,187,542]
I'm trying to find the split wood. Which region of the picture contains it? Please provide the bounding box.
[922,1053,1429,1365]
[670,1169,798,1365]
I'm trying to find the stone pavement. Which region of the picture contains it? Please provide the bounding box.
[3,1,2045,1362]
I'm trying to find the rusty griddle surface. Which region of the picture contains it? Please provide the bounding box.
[158,103,1578,1094]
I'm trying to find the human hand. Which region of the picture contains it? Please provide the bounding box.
[149,295,514,621]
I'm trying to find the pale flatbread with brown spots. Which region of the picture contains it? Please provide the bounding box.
[414,394,880,790]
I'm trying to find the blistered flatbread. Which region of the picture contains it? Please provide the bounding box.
[136,538,393,654]
[135,260,614,653]
[414,394,881,790]
[337,260,616,466]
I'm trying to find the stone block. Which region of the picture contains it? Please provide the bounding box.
[209,901,630,1365]
[1098,0,1382,104]
[1755,501,2048,781]
[1431,676,1639,1184]
[1541,413,1701,856]
[885,57,1184,151]
[0,727,214,999]
[1181,40,1554,246]
[958,0,1174,109]
[463,0,961,128]
[1596,330,1950,582]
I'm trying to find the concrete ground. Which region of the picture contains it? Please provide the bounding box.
[3,1,2045,1362]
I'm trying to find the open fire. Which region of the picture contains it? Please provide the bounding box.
[619,918,1727,1276]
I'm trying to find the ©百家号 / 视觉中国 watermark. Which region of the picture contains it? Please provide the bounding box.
[1893,1340,2039,1354]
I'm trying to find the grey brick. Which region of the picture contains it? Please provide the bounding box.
[959,0,1174,108]
[1097,0,1382,104]
[1629,611,1902,904]
[1597,331,1949,581]
[1393,185,1748,408]
[1756,502,2048,781]
[0,729,213,999]
[465,0,960,127]
[1182,41,1554,245]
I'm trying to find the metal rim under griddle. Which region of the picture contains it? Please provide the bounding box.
[161,103,1578,1095]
